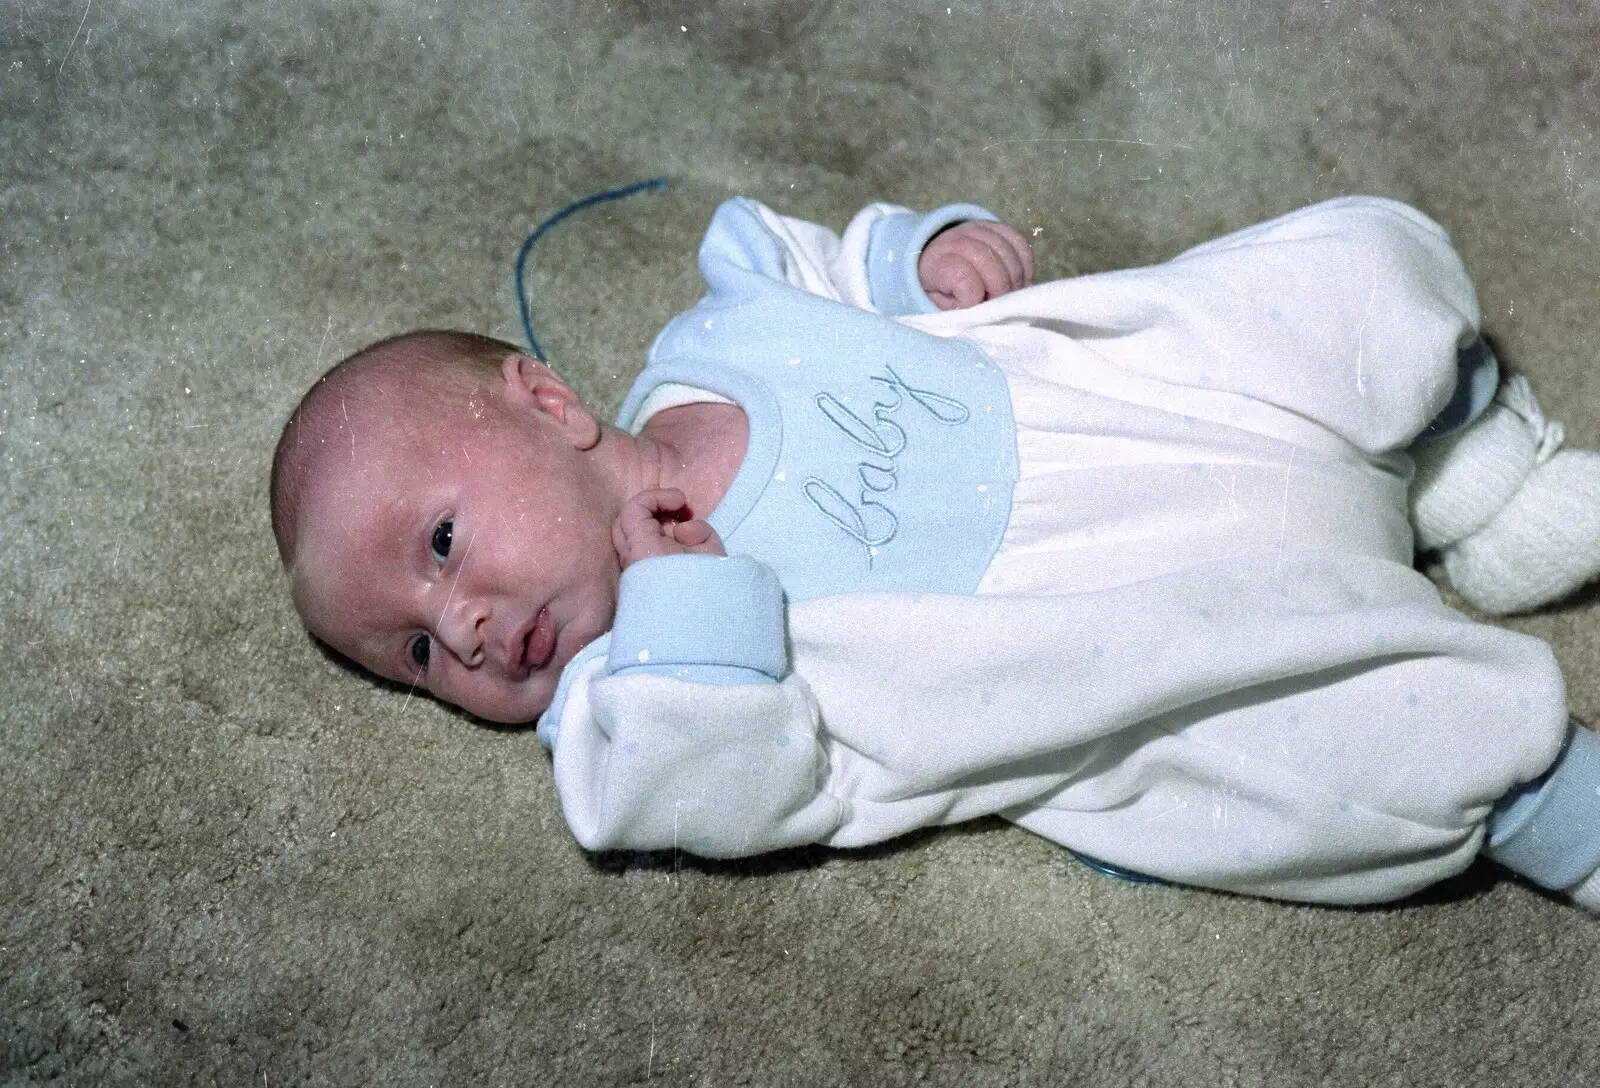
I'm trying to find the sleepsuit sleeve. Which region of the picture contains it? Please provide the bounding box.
[902,195,1483,455]
[543,547,1565,892]
[543,552,845,856]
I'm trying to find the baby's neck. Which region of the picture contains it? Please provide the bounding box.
[634,402,750,521]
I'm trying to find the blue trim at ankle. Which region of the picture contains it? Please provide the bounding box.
[1486,720,1600,890]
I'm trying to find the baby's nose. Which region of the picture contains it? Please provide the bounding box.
[437,601,488,666]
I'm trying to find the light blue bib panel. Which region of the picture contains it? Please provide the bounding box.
[617,199,1018,602]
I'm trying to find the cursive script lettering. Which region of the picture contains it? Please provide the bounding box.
[803,366,970,564]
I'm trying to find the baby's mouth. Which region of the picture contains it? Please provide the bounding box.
[521,607,557,673]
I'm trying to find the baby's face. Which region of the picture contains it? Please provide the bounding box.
[290,386,621,723]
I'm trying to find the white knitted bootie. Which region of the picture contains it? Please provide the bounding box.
[1410,375,1600,615]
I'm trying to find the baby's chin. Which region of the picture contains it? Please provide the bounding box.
[461,681,555,726]
[402,668,551,726]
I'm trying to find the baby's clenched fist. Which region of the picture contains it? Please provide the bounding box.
[918,220,1035,310]
[613,488,727,568]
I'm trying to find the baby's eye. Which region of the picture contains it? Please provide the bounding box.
[409,634,431,671]
[430,519,453,564]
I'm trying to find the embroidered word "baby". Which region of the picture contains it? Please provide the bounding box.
[802,366,970,563]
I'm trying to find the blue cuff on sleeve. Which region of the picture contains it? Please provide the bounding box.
[1486,720,1600,890]
[606,553,788,685]
[865,203,999,316]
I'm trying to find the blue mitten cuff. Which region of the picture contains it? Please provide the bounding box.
[865,203,998,316]
[606,553,788,684]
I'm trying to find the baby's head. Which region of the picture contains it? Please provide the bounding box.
[271,331,627,723]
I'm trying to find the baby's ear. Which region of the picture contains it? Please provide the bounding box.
[500,354,601,449]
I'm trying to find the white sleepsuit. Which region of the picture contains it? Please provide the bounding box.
[536,195,1573,906]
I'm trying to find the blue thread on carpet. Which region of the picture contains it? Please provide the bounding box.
[1068,849,1165,884]
[515,177,669,362]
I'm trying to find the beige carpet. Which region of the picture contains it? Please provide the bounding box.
[4,1,1599,1083]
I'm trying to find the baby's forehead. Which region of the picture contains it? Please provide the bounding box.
[288,463,410,604]
[289,402,435,529]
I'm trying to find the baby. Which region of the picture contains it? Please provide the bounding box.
[273,194,1600,910]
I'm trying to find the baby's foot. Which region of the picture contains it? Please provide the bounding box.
[1411,375,1600,614]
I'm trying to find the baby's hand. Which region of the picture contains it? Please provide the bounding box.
[613,488,727,568]
[918,220,1035,310]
